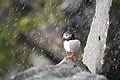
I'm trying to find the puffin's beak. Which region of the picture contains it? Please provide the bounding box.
[62,37,65,43]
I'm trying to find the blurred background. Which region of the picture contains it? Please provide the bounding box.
[0,0,94,79]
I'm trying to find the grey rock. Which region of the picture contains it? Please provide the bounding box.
[28,52,53,67]
[26,22,64,63]
[83,0,113,73]
[60,0,120,79]
[15,0,45,12]
[59,0,82,13]
[0,7,14,22]
[3,68,20,80]
[12,58,107,80]
[60,0,95,42]
[100,0,120,80]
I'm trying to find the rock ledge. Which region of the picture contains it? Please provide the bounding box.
[12,58,107,80]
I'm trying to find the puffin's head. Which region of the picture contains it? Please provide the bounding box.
[62,31,74,43]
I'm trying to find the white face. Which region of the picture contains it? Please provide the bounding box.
[63,32,72,39]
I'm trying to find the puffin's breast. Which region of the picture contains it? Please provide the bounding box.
[64,40,80,52]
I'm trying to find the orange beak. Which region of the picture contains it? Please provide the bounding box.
[62,37,65,43]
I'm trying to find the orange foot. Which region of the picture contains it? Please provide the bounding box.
[66,56,70,59]
[66,56,77,62]
[70,57,77,62]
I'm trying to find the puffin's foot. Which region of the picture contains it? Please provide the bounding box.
[66,56,77,62]
[70,57,77,62]
[65,52,76,62]
[66,56,70,59]
[69,54,74,58]
[66,55,74,59]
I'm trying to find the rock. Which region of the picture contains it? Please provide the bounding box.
[12,58,107,80]
[15,0,45,12]
[84,0,92,5]
[83,0,113,73]
[59,0,82,13]
[3,68,20,80]
[59,0,95,43]
[0,7,14,22]
[100,0,120,80]
[28,52,53,67]
[26,22,64,63]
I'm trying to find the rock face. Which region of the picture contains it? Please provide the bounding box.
[28,52,53,67]
[60,0,82,13]
[12,58,107,80]
[83,0,112,73]
[101,0,120,80]
[60,0,95,42]
[25,22,64,63]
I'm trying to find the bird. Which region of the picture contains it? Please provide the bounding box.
[62,31,80,62]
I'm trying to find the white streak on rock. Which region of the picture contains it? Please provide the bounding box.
[83,0,112,73]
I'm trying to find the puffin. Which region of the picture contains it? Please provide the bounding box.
[62,31,80,62]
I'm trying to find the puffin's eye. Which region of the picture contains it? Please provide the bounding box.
[66,34,68,36]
